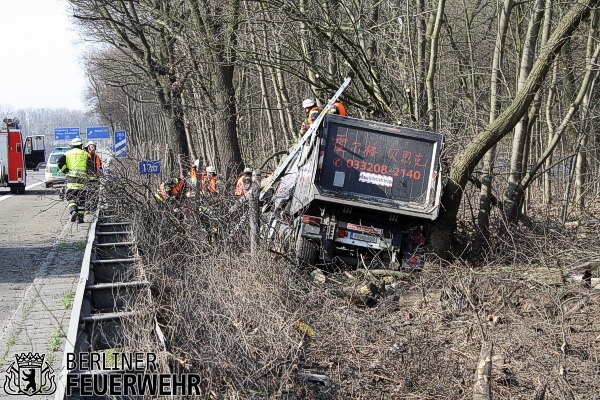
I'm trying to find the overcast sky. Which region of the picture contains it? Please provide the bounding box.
[0,0,86,111]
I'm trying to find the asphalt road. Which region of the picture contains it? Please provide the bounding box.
[0,171,77,338]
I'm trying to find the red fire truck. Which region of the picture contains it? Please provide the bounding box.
[0,118,26,194]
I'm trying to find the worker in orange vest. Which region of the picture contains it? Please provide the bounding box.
[234,167,253,197]
[154,177,190,203]
[201,165,219,194]
[187,159,201,197]
[85,141,103,176]
[327,92,347,116]
[84,141,103,212]
[300,99,322,136]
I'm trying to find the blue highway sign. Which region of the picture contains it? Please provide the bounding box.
[139,160,161,175]
[114,130,127,158]
[54,127,80,141]
[86,126,110,139]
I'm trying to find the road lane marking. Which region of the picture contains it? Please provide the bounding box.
[0,181,44,203]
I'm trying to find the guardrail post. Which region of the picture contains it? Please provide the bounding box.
[250,169,261,255]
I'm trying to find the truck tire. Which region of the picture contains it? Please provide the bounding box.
[296,232,319,267]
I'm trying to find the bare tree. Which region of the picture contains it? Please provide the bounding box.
[429,0,600,256]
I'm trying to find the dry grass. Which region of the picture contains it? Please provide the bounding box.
[102,159,600,399]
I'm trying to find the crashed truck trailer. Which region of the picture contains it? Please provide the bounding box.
[263,114,444,269]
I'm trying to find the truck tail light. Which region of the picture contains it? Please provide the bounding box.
[338,229,346,238]
[46,165,51,173]
[302,216,322,226]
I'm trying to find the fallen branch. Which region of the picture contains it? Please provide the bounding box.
[364,269,412,279]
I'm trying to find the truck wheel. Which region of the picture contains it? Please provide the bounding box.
[296,233,319,267]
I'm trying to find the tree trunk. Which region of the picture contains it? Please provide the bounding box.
[476,0,514,255]
[250,27,277,157]
[429,0,599,258]
[575,11,599,213]
[503,0,545,222]
[415,0,427,122]
[541,0,555,205]
[426,0,446,131]
[300,0,319,98]
[269,40,296,147]
[473,340,493,400]
[543,61,559,204]
[250,169,261,255]
[186,0,243,178]
[516,42,600,209]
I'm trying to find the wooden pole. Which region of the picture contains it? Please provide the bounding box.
[473,340,493,400]
[249,169,261,255]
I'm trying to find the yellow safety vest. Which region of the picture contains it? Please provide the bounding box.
[63,148,89,190]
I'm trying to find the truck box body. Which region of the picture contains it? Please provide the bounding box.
[290,115,443,219]
[265,114,444,269]
[0,123,26,193]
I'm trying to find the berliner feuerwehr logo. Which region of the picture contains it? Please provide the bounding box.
[4,352,56,396]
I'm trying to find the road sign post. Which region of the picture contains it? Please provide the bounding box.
[86,126,110,139]
[139,160,161,175]
[54,127,80,141]
[114,130,127,158]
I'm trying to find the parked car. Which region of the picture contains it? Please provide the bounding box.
[44,147,70,188]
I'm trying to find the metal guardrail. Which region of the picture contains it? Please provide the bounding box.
[55,201,165,400]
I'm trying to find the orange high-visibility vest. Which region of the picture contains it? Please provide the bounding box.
[330,101,347,116]
[307,106,321,124]
[87,152,102,176]
[201,174,218,193]
[234,175,251,196]
[159,178,186,200]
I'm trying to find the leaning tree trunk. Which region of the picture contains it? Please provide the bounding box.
[428,0,600,258]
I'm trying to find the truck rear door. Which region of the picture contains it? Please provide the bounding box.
[7,131,25,184]
[316,115,444,219]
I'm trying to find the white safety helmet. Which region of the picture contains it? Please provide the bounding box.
[70,137,83,147]
[243,167,253,174]
[206,165,216,174]
[86,141,96,147]
[302,99,315,108]
[193,159,200,168]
